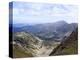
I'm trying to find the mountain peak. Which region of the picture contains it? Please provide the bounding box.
[56,20,67,24]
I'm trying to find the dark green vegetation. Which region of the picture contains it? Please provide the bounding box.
[50,28,78,55]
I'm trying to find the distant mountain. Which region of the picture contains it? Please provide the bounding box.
[49,28,78,55]
[12,21,78,41]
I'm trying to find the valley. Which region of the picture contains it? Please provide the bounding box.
[13,32,60,57]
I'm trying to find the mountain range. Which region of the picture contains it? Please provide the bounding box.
[12,21,78,41]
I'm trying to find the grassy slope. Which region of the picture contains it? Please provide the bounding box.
[13,45,33,58]
[50,28,78,55]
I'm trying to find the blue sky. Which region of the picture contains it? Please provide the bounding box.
[12,1,78,24]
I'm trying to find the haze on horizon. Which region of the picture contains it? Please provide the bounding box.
[10,2,78,25]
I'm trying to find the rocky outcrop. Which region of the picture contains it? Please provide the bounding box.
[49,28,78,56]
[13,32,43,58]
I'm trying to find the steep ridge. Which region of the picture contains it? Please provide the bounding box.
[49,28,78,55]
[13,32,43,58]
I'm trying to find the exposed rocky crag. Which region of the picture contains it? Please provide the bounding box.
[49,28,78,56]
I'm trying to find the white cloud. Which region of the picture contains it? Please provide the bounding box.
[13,2,78,24]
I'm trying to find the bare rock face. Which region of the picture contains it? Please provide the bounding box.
[49,28,78,56]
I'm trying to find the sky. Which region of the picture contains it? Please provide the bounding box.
[10,1,78,24]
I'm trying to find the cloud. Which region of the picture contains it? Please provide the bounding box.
[12,2,78,24]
